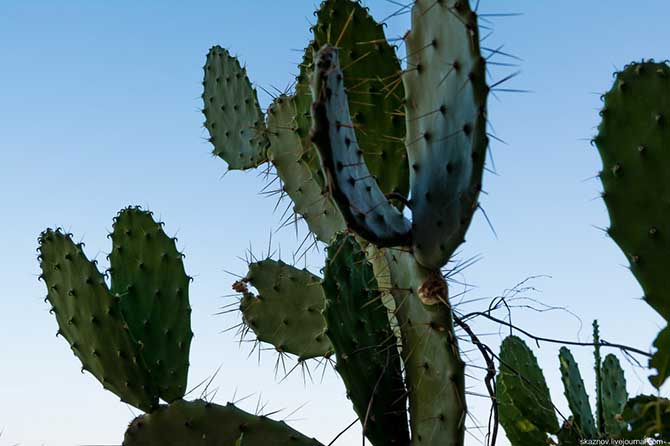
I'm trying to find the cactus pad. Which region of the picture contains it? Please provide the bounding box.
[622,395,670,440]
[600,354,628,436]
[312,0,408,201]
[385,248,465,446]
[558,347,596,438]
[595,61,670,320]
[496,374,549,446]
[38,229,158,412]
[311,46,411,246]
[203,46,269,170]
[123,399,324,446]
[403,0,489,269]
[266,95,345,242]
[109,207,192,403]
[239,259,332,360]
[322,234,409,446]
[498,336,559,435]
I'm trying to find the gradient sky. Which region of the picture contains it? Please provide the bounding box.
[1,1,669,445]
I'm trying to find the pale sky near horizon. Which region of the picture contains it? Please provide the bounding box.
[1,1,669,445]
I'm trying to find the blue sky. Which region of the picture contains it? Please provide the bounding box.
[1,1,669,445]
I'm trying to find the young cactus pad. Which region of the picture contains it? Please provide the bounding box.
[403,0,489,270]
[123,399,324,446]
[595,61,670,321]
[38,207,193,411]
[558,347,597,438]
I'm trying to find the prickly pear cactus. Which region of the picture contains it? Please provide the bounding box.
[559,347,596,438]
[312,0,409,201]
[403,0,488,270]
[203,46,269,170]
[38,207,193,412]
[310,46,412,246]
[123,399,324,446]
[266,94,345,242]
[595,61,670,321]
[600,354,628,436]
[237,259,333,360]
[38,228,158,412]
[109,207,192,403]
[322,234,408,446]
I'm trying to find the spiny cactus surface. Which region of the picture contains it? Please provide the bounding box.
[322,234,408,446]
[123,399,324,446]
[203,46,269,170]
[38,207,193,412]
[595,61,670,321]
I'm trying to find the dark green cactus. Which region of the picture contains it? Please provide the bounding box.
[123,399,324,446]
[595,61,670,392]
[322,234,408,446]
[38,207,193,412]
[38,227,158,412]
[310,46,412,246]
[650,325,670,387]
[498,329,631,444]
[600,354,628,436]
[237,259,333,360]
[312,0,409,202]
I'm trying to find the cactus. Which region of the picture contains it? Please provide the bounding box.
[497,327,630,444]
[595,61,670,392]
[38,226,159,412]
[199,1,485,444]
[595,61,670,322]
[600,354,628,436]
[39,209,323,445]
[497,336,559,436]
[123,399,323,446]
[266,94,345,242]
[559,347,596,438]
[202,46,269,170]
[109,207,192,402]
[236,259,333,360]
[622,395,670,440]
